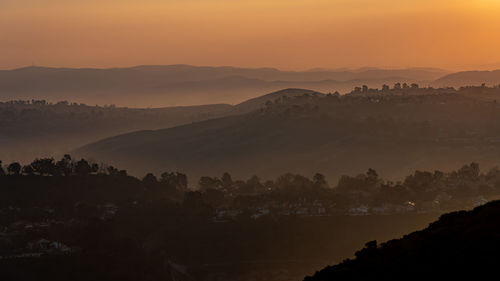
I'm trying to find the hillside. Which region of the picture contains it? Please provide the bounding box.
[0,89,321,163]
[234,88,324,113]
[433,69,500,87]
[0,102,231,162]
[76,88,500,181]
[0,65,446,107]
[304,200,500,280]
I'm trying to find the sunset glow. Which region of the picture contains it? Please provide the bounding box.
[1,0,500,70]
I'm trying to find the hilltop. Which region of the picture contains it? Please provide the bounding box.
[76,85,500,180]
[0,88,321,163]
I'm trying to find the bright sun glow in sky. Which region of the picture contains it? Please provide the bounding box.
[1,0,500,70]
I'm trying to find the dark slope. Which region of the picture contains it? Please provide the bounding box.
[0,102,232,163]
[305,200,500,280]
[76,92,500,180]
[0,66,446,107]
[0,88,325,163]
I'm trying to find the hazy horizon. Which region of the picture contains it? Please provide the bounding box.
[2,0,500,71]
[2,62,500,74]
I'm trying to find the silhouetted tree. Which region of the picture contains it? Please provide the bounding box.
[366,168,379,185]
[0,161,4,176]
[107,166,120,176]
[221,172,233,190]
[313,173,328,188]
[75,159,92,176]
[22,165,34,176]
[161,172,188,190]
[199,176,221,190]
[143,173,158,186]
[91,163,99,173]
[30,158,56,176]
[7,162,21,175]
[56,154,73,176]
[204,188,225,208]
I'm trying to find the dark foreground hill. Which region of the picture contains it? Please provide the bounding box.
[304,200,500,280]
[0,160,444,281]
[76,87,500,180]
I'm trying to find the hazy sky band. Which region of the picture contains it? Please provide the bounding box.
[1,0,500,70]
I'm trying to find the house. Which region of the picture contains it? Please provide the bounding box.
[348,205,369,216]
[251,208,270,219]
[471,196,488,207]
[371,204,393,215]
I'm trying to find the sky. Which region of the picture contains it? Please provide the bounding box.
[1,0,500,70]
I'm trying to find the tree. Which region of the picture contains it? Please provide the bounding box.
[161,172,188,190]
[221,172,233,190]
[91,163,99,173]
[56,154,73,176]
[313,173,328,188]
[382,84,390,91]
[30,158,56,176]
[0,161,5,176]
[143,173,158,186]
[456,162,480,181]
[22,165,34,176]
[7,162,21,175]
[199,176,221,190]
[394,83,402,90]
[204,188,225,208]
[74,159,92,176]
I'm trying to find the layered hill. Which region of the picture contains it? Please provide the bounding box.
[0,89,321,163]
[76,90,500,181]
[304,200,500,280]
[0,65,446,107]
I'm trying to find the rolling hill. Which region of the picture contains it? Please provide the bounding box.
[75,90,500,181]
[0,88,322,163]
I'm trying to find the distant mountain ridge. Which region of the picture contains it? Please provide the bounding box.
[0,65,448,107]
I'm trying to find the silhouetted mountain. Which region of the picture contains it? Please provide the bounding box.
[304,200,500,280]
[0,65,447,107]
[433,69,500,87]
[75,89,500,180]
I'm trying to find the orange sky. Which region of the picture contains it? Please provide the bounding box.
[1,0,500,70]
